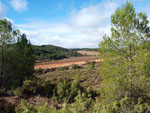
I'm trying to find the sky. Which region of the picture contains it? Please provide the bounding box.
[0,0,150,48]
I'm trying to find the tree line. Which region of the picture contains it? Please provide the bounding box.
[33,45,81,62]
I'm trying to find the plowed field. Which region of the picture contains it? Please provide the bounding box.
[35,56,102,69]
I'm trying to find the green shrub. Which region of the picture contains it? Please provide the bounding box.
[88,61,95,70]
[72,64,82,69]
[38,81,54,97]
[21,80,37,95]
[16,99,55,113]
[53,76,84,103]
[14,87,23,97]
[15,93,93,113]
[35,68,43,75]
[58,66,69,71]
[94,96,150,113]
[14,78,54,97]
[69,92,93,113]
[53,79,71,103]
[87,88,99,100]
[14,79,38,96]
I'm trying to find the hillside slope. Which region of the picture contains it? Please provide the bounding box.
[32,45,81,62]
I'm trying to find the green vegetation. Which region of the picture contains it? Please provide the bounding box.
[88,61,95,70]
[39,63,101,88]
[33,45,81,62]
[14,78,54,97]
[0,19,35,90]
[1,1,150,113]
[16,92,93,113]
[53,76,84,103]
[99,2,150,112]
[71,64,83,69]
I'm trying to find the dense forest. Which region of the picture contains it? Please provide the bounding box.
[1,2,150,113]
[32,45,81,62]
[32,45,98,62]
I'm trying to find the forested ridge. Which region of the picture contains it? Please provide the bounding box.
[1,2,150,113]
[32,45,81,62]
[32,45,98,62]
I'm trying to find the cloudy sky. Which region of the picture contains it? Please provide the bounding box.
[0,0,150,48]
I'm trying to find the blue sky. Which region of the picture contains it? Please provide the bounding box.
[0,0,150,48]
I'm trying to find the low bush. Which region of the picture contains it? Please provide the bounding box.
[87,88,99,100]
[53,76,84,103]
[53,78,72,103]
[72,64,83,69]
[21,80,37,95]
[14,78,54,97]
[38,81,54,97]
[88,61,95,70]
[35,68,43,75]
[58,66,69,71]
[14,87,23,97]
[15,92,94,113]
[69,92,93,113]
[16,99,54,113]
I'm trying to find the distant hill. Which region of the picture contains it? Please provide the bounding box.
[32,45,81,62]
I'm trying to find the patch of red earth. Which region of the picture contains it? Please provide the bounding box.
[77,50,98,56]
[35,56,103,70]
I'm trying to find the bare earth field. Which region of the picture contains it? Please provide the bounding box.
[35,56,103,69]
[77,50,98,56]
[35,51,101,69]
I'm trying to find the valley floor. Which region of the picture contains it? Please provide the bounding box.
[35,56,103,69]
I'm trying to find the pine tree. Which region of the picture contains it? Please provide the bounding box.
[99,2,150,112]
[0,19,15,87]
[0,19,35,89]
[11,34,35,88]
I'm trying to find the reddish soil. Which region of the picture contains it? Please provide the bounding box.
[77,50,98,56]
[35,56,103,69]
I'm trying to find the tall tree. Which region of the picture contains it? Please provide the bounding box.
[11,34,35,88]
[0,19,15,87]
[99,2,150,112]
[0,19,35,89]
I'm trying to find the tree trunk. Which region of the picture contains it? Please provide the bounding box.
[0,47,4,87]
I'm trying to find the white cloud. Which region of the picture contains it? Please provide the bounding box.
[2,0,149,48]
[0,0,6,18]
[70,2,117,29]
[10,0,27,12]
[15,1,118,48]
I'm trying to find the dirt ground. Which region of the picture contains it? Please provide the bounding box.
[77,50,98,56]
[35,56,103,69]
